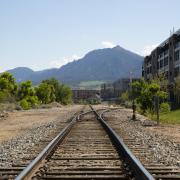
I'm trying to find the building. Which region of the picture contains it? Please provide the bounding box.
[101,78,140,100]
[143,29,180,82]
[143,28,180,106]
[72,89,100,102]
[100,83,115,100]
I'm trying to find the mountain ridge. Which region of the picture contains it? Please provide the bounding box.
[7,46,143,87]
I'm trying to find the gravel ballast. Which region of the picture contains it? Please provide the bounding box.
[103,108,180,167]
[0,106,82,168]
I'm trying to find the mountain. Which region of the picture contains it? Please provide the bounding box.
[7,46,143,87]
[8,67,34,83]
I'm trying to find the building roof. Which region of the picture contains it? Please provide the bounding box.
[145,28,180,57]
[159,28,180,48]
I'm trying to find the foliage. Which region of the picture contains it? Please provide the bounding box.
[42,78,60,99]
[17,80,39,109]
[0,72,72,109]
[88,99,101,105]
[19,99,31,110]
[124,101,132,108]
[17,81,35,100]
[36,82,56,104]
[0,91,12,102]
[174,75,180,95]
[120,91,129,102]
[0,72,17,102]
[160,102,171,114]
[131,79,168,114]
[42,78,72,104]
[0,72,17,95]
[57,85,72,105]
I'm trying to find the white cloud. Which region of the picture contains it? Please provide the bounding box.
[49,54,82,68]
[101,41,116,48]
[141,44,159,56]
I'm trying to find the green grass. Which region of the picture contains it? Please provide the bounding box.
[159,109,180,124]
[146,109,180,124]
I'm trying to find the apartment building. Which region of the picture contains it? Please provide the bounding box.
[143,29,180,81]
[143,29,180,106]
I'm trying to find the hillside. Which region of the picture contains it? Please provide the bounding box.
[8,46,143,87]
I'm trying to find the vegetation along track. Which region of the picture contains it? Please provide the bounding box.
[0,106,179,179]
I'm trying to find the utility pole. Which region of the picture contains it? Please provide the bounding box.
[130,71,136,120]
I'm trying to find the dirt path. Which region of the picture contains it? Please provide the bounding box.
[0,105,82,143]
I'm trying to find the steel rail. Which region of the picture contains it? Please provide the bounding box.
[15,109,93,180]
[90,105,155,180]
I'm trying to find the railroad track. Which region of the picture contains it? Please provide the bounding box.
[99,108,180,180]
[0,106,179,179]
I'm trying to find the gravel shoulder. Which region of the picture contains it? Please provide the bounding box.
[0,105,83,167]
[103,108,180,167]
[0,105,82,143]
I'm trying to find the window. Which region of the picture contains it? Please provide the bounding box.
[175,42,180,49]
[175,50,179,61]
[164,50,168,55]
[149,66,152,73]
[157,62,159,69]
[160,60,163,68]
[174,67,180,77]
[164,57,169,66]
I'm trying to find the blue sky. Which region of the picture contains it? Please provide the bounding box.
[0,0,180,72]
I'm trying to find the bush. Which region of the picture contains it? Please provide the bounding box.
[0,91,15,103]
[26,96,39,108]
[19,96,39,110]
[160,102,171,114]
[36,82,55,104]
[20,99,31,110]
[124,101,132,108]
[88,99,101,105]
[120,91,129,103]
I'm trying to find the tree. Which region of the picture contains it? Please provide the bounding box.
[0,72,17,102]
[17,80,35,100]
[42,78,72,104]
[57,85,72,105]
[36,82,56,104]
[0,72,17,94]
[17,80,39,109]
[131,79,168,114]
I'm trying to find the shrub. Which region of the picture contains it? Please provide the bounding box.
[36,82,55,104]
[124,101,132,108]
[160,102,170,114]
[120,91,129,103]
[20,99,31,110]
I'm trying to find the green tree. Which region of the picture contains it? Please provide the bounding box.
[18,80,39,109]
[57,85,72,105]
[17,80,35,100]
[36,82,56,104]
[0,72,17,94]
[42,78,72,104]
[131,79,168,114]
[42,78,60,95]
[0,72,17,102]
